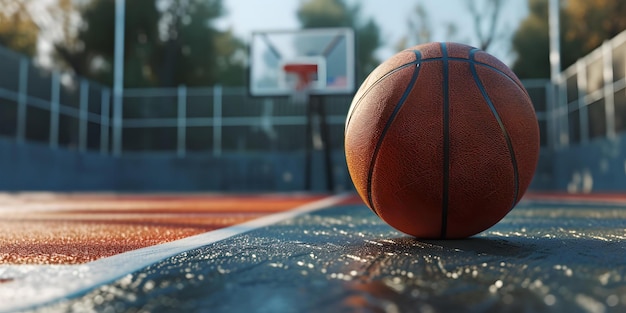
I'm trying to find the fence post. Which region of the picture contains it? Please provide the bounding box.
[603,41,616,139]
[577,60,589,144]
[100,89,111,154]
[112,89,123,156]
[16,57,28,143]
[213,85,222,157]
[79,79,89,152]
[112,0,125,157]
[545,81,559,150]
[546,78,566,150]
[49,71,60,149]
[177,85,187,158]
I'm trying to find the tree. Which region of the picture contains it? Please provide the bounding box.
[397,0,505,54]
[0,0,38,57]
[467,0,505,51]
[396,4,432,50]
[296,0,382,82]
[53,0,161,86]
[156,0,241,87]
[213,29,247,86]
[511,0,552,78]
[565,0,626,57]
[396,3,459,51]
[54,0,245,87]
[512,0,626,79]
[512,0,582,78]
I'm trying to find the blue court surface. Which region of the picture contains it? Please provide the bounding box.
[1,193,625,313]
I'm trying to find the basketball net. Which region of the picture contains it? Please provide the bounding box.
[283,64,318,105]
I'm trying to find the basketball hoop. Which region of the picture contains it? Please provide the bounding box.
[282,62,335,191]
[283,63,318,105]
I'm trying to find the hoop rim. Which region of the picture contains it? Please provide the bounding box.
[283,63,319,91]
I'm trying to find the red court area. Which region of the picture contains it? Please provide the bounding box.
[1,192,619,266]
[0,193,327,265]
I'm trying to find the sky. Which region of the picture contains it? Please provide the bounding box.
[216,0,530,66]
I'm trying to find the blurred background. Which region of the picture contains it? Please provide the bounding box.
[0,0,624,192]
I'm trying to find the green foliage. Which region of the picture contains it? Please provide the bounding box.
[297,0,357,28]
[0,1,38,57]
[511,0,551,78]
[55,0,245,87]
[566,0,626,54]
[512,0,626,79]
[296,0,382,82]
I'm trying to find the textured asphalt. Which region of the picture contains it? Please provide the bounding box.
[20,197,626,313]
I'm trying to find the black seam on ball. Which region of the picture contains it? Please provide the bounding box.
[468,48,521,210]
[419,56,529,99]
[365,50,423,217]
[440,43,450,239]
[345,58,422,131]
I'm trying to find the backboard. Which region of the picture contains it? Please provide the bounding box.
[249,27,355,97]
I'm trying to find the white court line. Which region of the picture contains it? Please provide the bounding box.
[523,194,626,206]
[0,193,349,313]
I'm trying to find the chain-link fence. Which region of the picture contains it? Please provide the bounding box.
[553,30,626,148]
[0,44,553,157]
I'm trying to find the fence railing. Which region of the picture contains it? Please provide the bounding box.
[0,46,111,153]
[119,86,353,156]
[0,44,553,156]
[553,29,626,149]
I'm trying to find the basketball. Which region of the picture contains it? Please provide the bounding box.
[345,42,540,239]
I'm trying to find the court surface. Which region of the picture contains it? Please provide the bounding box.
[0,192,625,313]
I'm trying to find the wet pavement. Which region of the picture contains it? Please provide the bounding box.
[20,199,626,313]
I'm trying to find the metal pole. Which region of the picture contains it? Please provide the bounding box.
[100,89,111,154]
[577,60,589,144]
[177,85,187,158]
[304,98,313,191]
[16,57,28,143]
[49,71,60,149]
[112,0,125,156]
[316,97,335,192]
[549,0,561,85]
[602,41,615,139]
[78,79,89,152]
[548,0,562,150]
[213,85,222,157]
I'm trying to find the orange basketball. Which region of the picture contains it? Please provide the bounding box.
[345,42,540,239]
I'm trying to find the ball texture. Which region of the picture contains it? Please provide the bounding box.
[345,42,540,238]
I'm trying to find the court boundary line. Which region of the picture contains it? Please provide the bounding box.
[524,193,626,205]
[0,193,350,313]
